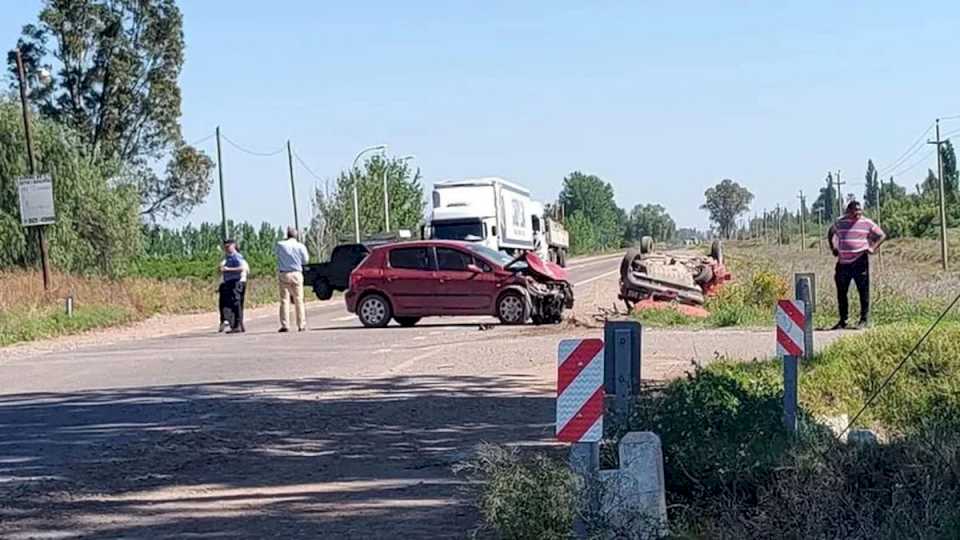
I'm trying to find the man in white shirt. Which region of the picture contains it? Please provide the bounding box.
[275,226,310,332]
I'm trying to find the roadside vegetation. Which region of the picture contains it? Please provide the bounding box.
[469,322,960,538]
[632,235,960,329]
[0,270,280,347]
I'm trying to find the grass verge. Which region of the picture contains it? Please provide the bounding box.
[0,270,284,347]
[632,239,960,329]
[471,323,960,538]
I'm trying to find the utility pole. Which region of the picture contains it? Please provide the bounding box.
[797,191,806,251]
[14,48,51,290]
[927,118,949,271]
[833,170,846,216]
[286,141,300,232]
[216,126,227,241]
[817,208,823,255]
[776,205,783,246]
[762,209,768,243]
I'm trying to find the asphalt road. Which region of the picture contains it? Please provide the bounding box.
[0,254,625,539]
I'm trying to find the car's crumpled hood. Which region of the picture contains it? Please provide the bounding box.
[522,252,569,282]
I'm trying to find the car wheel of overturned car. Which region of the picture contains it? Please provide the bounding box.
[358,294,392,328]
[693,264,714,285]
[394,316,420,327]
[313,279,333,301]
[620,248,642,279]
[497,291,529,325]
[710,239,723,264]
[640,236,655,254]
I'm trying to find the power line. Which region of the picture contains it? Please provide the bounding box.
[292,150,325,182]
[188,132,216,147]
[877,123,934,176]
[887,148,936,178]
[836,289,960,442]
[220,132,285,157]
[937,113,960,121]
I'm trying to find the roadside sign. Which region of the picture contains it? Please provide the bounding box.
[776,299,806,358]
[556,338,604,443]
[17,175,56,226]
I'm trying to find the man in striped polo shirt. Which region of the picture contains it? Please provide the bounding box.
[827,201,886,330]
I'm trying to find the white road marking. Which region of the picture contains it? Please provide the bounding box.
[332,315,356,322]
[566,255,623,271]
[573,269,619,288]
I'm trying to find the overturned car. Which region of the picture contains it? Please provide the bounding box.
[619,237,730,312]
[345,240,574,327]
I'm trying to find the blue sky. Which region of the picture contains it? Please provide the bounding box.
[4,1,960,229]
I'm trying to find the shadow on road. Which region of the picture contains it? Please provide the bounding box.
[0,374,554,539]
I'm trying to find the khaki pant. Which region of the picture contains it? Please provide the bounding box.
[278,271,306,330]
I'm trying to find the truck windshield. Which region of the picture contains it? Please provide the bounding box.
[432,222,484,241]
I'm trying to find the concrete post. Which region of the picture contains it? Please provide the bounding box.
[599,432,668,537]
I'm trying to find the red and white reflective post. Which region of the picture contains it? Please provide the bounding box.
[776,299,807,433]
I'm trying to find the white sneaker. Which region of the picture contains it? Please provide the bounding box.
[219,322,229,333]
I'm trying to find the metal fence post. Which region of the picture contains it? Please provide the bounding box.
[604,320,642,420]
[794,273,815,360]
[783,356,799,433]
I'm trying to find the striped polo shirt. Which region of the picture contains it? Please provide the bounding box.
[832,216,883,264]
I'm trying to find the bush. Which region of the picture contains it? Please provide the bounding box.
[458,444,576,539]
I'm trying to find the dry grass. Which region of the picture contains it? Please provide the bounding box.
[0,270,279,346]
[722,239,960,327]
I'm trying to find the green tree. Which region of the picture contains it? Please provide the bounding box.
[565,211,599,255]
[864,159,879,210]
[10,0,213,219]
[812,173,838,222]
[880,176,907,203]
[307,155,424,259]
[0,100,139,275]
[701,179,753,239]
[625,203,676,243]
[558,171,623,251]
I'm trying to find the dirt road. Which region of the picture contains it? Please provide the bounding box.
[0,254,838,539]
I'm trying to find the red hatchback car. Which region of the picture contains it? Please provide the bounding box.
[345,240,574,328]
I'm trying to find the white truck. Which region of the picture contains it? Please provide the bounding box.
[428,177,570,266]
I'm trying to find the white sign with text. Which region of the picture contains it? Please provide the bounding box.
[17,175,56,226]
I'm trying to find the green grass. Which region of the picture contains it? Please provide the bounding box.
[633,239,960,329]
[0,270,296,347]
[0,305,135,347]
[473,324,960,538]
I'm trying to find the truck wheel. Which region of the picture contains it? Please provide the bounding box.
[497,291,528,325]
[313,280,333,301]
[395,316,421,327]
[640,236,654,254]
[358,294,392,328]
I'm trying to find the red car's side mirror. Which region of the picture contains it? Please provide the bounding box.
[466,264,483,273]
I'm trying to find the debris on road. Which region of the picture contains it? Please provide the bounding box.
[618,237,731,313]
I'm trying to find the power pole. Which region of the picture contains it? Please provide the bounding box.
[927,118,949,271]
[216,126,227,241]
[798,190,806,251]
[776,205,783,246]
[763,209,768,243]
[14,48,51,290]
[833,170,846,216]
[286,141,300,232]
[817,208,823,255]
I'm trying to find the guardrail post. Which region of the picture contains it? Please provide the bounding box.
[604,320,642,420]
[794,273,815,360]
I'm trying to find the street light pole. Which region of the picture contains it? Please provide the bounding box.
[352,145,387,242]
[14,47,51,290]
[385,155,415,233]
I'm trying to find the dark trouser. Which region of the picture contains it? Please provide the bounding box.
[835,254,870,324]
[219,281,246,330]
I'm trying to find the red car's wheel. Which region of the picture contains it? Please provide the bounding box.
[358,294,392,328]
[497,291,529,325]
